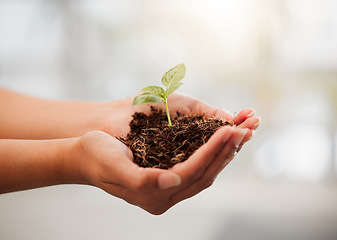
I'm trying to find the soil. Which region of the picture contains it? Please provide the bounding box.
[118,107,231,169]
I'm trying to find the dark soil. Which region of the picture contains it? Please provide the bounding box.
[118,107,231,169]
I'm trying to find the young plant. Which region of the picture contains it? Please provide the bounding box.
[133,63,186,127]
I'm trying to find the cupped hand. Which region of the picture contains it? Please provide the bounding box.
[102,93,236,137]
[76,104,260,215]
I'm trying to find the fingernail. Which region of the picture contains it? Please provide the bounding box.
[247,109,255,118]
[158,172,181,190]
[234,129,248,148]
[253,117,261,129]
[222,127,235,144]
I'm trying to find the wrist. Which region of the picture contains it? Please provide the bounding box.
[58,137,89,186]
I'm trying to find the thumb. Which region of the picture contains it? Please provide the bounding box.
[106,139,181,191]
[118,165,181,192]
[158,171,181,190]
[90,131,182,191]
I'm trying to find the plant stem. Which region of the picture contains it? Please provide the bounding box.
[163,99,172,127]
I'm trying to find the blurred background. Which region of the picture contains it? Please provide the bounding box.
[0,0,337,239]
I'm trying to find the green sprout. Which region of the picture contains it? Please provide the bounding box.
[133,63,186,127]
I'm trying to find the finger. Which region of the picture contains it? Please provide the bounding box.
[170,126,234,185]
[105,162,181,192]
[234,116,260,151]
[235,128,254,153]
[233,108,255,126]
[168,94,234,121]
[93,134,181,192]
[210,128,248,172]
[168,128,247,206]
[237,116,260,130]
[197,103,233,121]
[204,108,233,122]
[191,99,233,121]
[113,127,233,213]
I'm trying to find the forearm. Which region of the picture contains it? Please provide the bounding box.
[0,138,84,194]
[0,88,105,139]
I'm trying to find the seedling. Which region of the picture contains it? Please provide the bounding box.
[133,63,186,127]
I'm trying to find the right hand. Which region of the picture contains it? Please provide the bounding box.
[72,109,259,215]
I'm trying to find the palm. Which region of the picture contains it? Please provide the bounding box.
[104,93,236,137]
[84,94,259,214]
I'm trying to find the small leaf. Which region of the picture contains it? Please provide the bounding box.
[132,63,187,127]
[165,82,183,96]
[161,63,186,92]
[141,86,166,98]
[132,93,162,105]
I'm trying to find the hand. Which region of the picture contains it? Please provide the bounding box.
[74,108,259,215]
[102,93,237,137]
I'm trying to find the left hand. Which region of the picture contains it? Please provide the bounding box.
[100,93,256,138]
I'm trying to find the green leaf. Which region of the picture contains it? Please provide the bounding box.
[165,82,183,96]
[132,63,187,127]
[132,93,162,105]
[141,86,166,98]
[161,63,186,95]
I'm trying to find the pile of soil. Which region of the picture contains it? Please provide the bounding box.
[118,107,231,169]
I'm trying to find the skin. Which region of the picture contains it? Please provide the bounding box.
[0,88,260,215]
